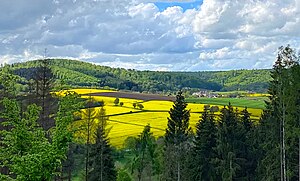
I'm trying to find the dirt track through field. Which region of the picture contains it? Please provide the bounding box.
[84,91,176,101]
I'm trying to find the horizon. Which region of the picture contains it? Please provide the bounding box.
[0,0,299,71]
[6,58,272,72]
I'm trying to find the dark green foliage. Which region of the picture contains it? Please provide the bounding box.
[191,105,217,180]
[11,59,271,92]
[0,92,82,180]
[88,107,117,181]
[256,45,300,180]
[117,169,132,181]
[131,124,158,181]
[165,90,191,145]
[214,104,247,180]
[133,102,137,108]
[164,90,191,181]
[114,98,120,106]
[137,103,144,110]
[0,65,21,98]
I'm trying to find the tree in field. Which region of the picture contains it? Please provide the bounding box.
[164,90,191,181]
[131,124,157,181]
[256,45,300,180]
[137,103,144,110]
[114,97,120,106]
[191,105,217,180]
[88,106,117,181]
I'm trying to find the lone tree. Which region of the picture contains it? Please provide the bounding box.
[164,90,191,181]
[137,103,144,110]
[114,98,120,106]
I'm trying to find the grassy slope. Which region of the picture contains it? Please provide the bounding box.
[186,97,266,109]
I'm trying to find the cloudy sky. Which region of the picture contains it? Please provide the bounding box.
[0,0,299,71]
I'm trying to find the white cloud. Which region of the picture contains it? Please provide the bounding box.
[0,0,299,71]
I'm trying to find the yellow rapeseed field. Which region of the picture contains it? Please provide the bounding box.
[64,89,264,148]
[69,88,116,94]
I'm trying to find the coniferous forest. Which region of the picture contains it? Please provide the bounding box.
[0,45,300,180]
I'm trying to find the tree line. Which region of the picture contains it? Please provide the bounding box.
[0,45,299,180]
[6,58,270,93]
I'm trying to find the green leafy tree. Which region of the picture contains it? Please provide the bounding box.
[0,65,19,98]
[0,91,82,180]
[114,98,120,106]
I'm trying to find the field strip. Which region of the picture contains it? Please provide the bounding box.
[108,119,165,131]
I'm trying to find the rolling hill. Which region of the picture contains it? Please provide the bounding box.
[8,59,271,93]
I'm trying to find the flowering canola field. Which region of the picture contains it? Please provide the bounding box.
[69,89,263,147]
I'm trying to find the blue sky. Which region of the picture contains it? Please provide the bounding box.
[0,0,299,71]
[154,0,203,11]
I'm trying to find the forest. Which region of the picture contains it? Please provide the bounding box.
[0,45,299,180]
[5,58,271,94]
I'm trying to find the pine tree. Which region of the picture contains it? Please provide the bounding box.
[164,90,191,181]
[81,96,98,181]
[132,124,157,181]
[88,106,117,181]
[256,45,299,180]
[214,104,245,180]
[192,105,217,180]
[240,108,257,180]
[32,58,55,130]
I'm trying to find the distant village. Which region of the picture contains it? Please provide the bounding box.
[192,90,257,98]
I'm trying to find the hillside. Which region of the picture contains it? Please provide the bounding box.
[10,59,271,93]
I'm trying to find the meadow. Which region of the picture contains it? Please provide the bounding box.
[69,89,263,147]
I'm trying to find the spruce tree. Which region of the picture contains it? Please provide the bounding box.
[165,90,191,145]
[32,58,56,130]
[88,106,117,181]
[192,105,217,180]
[164,90,191,181]
[256,45,299,180]
[214,104,245,180]
[132,124,157,181]
[240,108,256,180]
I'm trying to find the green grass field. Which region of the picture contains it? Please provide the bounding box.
[186,97,266,109]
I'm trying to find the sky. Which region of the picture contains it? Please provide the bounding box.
[0,0,299,71]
